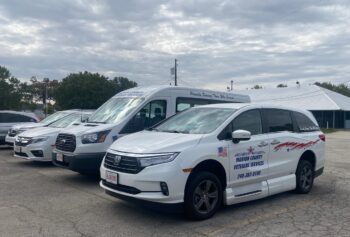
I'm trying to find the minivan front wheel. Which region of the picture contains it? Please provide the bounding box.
[295,160,314,194]
[185,172,222,220]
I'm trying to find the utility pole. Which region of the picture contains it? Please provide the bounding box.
[230,80,233,91]
[174,59,178,86]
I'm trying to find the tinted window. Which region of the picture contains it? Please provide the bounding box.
[233,110,262,135]
[121,100,167,133]
[176,97,230,112]
[264,109,293,133]
[218,109,262,140]
[0,113,35,123]
[294,112,319,132]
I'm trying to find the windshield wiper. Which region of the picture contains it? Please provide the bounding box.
[146,127,159,131]
[164,130,188,134]
[88,121,106,124]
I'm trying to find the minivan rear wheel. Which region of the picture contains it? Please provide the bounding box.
[295,160,314,194]
[184,172,222,220]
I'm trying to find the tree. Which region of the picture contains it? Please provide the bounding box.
[315,82,350,97]
[0,66,22,110]
[54,72,137,109]
[251,84,263,89]
[277,84,287,88]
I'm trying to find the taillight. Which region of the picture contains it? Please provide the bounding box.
[319,134,325,142]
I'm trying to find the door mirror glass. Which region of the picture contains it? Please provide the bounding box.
[232,129,251,143]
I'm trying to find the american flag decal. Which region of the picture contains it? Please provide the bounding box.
[218,147,228,157]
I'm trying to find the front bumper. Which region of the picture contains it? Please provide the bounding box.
[52,151,105,173]
[14,142,52,161]
[100,160,187,204]
[5,135,15,146]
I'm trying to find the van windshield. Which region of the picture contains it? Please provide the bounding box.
[156,107,235,134]
[88,97,144,124]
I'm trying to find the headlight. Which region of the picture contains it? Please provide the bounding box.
[137,153,179,168]
[81,130,111,144]
[31,136,49,144]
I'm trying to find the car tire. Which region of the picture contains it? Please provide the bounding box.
[295,160,314,194]
[184,172,222,220]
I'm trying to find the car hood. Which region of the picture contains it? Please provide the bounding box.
[58,123,116,136]
[109,131,203,153]
[12,122,43,130]
[19,126,61,138]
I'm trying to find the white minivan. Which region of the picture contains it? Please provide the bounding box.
[52,86,250,174]
[100,103,325,220]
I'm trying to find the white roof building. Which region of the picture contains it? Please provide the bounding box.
[242,85,350,128]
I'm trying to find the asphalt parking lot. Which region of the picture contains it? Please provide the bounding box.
[1,132,350,237]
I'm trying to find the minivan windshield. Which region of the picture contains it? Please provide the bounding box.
[49,113,87,128]
[156,107,235,134]
[40,111,70,124]
[88,97,144,124]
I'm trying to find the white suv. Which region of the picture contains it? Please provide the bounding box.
[100,103,325,220]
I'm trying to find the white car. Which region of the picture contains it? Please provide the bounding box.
[0,111,38,146]
[14,111,92,162]
[52,85,250,174]
[100,103,325,220]
[5,110,82,146]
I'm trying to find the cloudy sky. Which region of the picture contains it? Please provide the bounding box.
[1,0,350,90]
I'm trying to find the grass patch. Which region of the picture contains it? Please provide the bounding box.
[321,128,337,133]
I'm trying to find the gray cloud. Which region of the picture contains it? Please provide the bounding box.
[0,0,350,90]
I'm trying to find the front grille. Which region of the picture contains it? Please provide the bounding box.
[15,137,32,147]
[102,180,141,194]
[104,152,143,174]
[56,133,76,152]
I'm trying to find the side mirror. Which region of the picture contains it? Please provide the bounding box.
[232,130,251,144]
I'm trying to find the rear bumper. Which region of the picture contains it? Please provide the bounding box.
[52,151,105,173]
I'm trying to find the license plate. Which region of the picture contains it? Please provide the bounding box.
[56,153,64,162]
[106,171,118,185]
[14,146,21,153]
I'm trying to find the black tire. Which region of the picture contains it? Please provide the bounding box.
[295,160,314,194]
[184,172,223,220]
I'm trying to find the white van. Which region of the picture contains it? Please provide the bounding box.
[100,103,325,220]
[52,86,250,174]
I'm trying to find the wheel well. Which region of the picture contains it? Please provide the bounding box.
[186,160,227,190]
[299,150,316,169]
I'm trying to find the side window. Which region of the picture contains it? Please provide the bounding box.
[121,100,167,134]
[17,115,35,122]
[218,110,262,140]
[233,110,262,135]
[0,113,4,123]
[264,109,293,133]
[293,112,319,132]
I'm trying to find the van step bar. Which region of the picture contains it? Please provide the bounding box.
[235,190,262,198]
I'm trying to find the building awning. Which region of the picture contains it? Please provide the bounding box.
[242,85,350,111]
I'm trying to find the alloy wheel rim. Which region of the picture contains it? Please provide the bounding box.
[193,180,218,214]
[300,166,313,190]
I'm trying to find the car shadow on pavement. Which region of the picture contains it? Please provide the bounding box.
[15,160,56,168]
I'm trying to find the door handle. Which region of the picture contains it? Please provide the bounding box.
[258,141,268,147]
[270,139,280,145]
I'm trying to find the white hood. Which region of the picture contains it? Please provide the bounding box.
[58,123,116,136]
[12,122,44,130]
[109,131,203,153]
[19,126,61,138]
